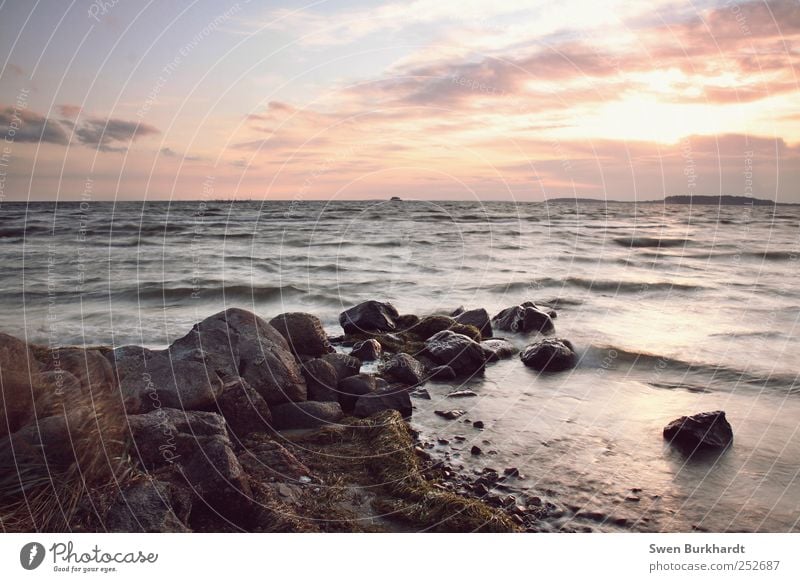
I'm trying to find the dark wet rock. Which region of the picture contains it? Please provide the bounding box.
[125,308,307,410]
[337,373,377,412]
[215,378,272,438]
[492,302,555,334]
[350,339,382,361]
[382,352,427,385]
[503,467,520,477]
[520,338,576,372]
[435,409,467,420]
[473,420,485,429]
[481,338,518,362]
[353,385,412,418]
[269,312,333,358]
[394,313,421,331]
[301,358,339,402]
[105,479,191,533]
[454,308,493,338]
[339,301,399,334]
[471,445,483,456]
[663,410,733,450]
[447,390,477,398]
[450,306,465,317]
[428,365,456,381]
[270,401,344,430]
[321,352,361,382]
[424,330,486,377]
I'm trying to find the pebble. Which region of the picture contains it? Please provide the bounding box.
[470,445,483,456]
[504,467,520,477]
[411,388,431,399]
[437,438,450,445]
[298,476,312,484]
[453,435,466,442]
[447,390,478,398]
[435,409,467,420]
[472,420,485,429]
[625,495,640,503]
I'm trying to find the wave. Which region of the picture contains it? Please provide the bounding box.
[614,237,691,248]
[482,277,703,294]
[581,345,799,392]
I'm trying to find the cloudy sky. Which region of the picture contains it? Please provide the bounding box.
[0,0,798,201]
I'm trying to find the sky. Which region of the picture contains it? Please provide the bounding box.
[0,0,798,202]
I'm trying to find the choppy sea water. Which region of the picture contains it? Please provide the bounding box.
[1,199,799,532]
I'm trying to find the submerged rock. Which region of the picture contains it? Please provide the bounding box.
[493,302,555,334]
[382,352,427,385]
[435,409,467,420]
[270,401,344,430]
[353,385,412,418]
[339,301,399,334]
[424,330,486,377]
[350,339,382,361]
[269,312,333,358]
[663,411,733,450]
[454,308,493,338]
[481,338,518,362]
[520,338,576,372]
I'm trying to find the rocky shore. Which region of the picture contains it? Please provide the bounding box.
[0,299,729,532]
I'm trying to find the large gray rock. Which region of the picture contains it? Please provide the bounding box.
[353,385,412,418]
[115,308,306,412]
[270,401,344,430]
[663,411,733,450]
[105,480,192,533]
[382,353,427,385]
[455,308,493,338]
[301,358,339,402]
[339,301,399,334]
[493,302,555,334]
[41,347,115,393]
[520,338,576,372]
[424,330,486,377]
[215,378,272,438]
[269,312,333,358]
[481,338,518,362]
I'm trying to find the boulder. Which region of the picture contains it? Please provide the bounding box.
[215,378,272,438]
[424,330,486,377]
[337,373,377,412]
[520,338,576,372]
[339,301,399,334]
[321,352,361,382]
[428,365,457,381]
[454,308,493,338]
[105,480,192,533]
[353,385,412,418]
[350,339,382,361]
[0,333,43,436]
[663,411,733,450]
[112,308,307,413]
[0,414,76,470]
[493,302,555,334]
[270,401,344,430]
[111,345,226,414]
[301,358,339,402]
[481,338,518,362]
[126,408,230,471]
[268,312,333,358]
[382,353,427,386]
[410,315,482,341]
[166,308,306,406]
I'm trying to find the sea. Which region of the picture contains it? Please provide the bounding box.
[1,199,798,532]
